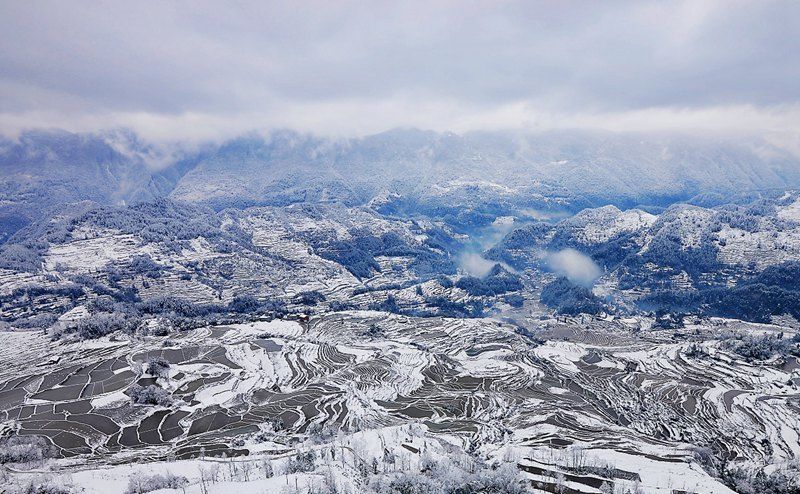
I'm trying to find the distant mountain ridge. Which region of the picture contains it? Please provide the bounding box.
[2,127,799,241]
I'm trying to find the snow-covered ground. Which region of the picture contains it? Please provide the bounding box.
[2,313,798,493]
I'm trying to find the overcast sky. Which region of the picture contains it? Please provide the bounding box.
[0,0,798,141]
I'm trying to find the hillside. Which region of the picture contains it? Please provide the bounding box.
[4,128,800,244]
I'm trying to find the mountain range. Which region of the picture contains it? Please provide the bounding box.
[3,128,799,242]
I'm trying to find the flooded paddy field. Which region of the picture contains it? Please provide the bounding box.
[1,312,799,493]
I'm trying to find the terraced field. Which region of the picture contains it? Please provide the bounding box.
[2,312,798,492]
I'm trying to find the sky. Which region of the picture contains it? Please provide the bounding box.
[0,0,799,141]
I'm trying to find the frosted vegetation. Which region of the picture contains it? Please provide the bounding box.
[1,131,800,493]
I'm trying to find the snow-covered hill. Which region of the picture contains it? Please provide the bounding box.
[4,128,800,245]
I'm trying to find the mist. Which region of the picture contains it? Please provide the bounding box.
[546,248,602,287]
[458,252,520,279]
[458,253,498,278]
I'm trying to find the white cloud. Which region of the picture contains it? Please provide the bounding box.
[0,1,798,141]
[2,102,799,145]
[458,253,498,278]
[546,249,602,287]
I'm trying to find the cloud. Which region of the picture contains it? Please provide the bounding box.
[458,253,499,278]
[2,103,800,145]
[546,249,602,287]
[458,252,518,279]
[0,1,798,140]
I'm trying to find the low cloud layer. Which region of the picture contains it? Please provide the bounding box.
[458,253,500,278]
[458,252,518,279]
[546,249,602,287]
[0,1,798,141]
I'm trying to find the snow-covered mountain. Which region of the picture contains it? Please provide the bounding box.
[488,191,800,321]
[4,128,800,243]
[170,129,800,212]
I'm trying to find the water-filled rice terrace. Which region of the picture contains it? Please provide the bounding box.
[1,313,798,490]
